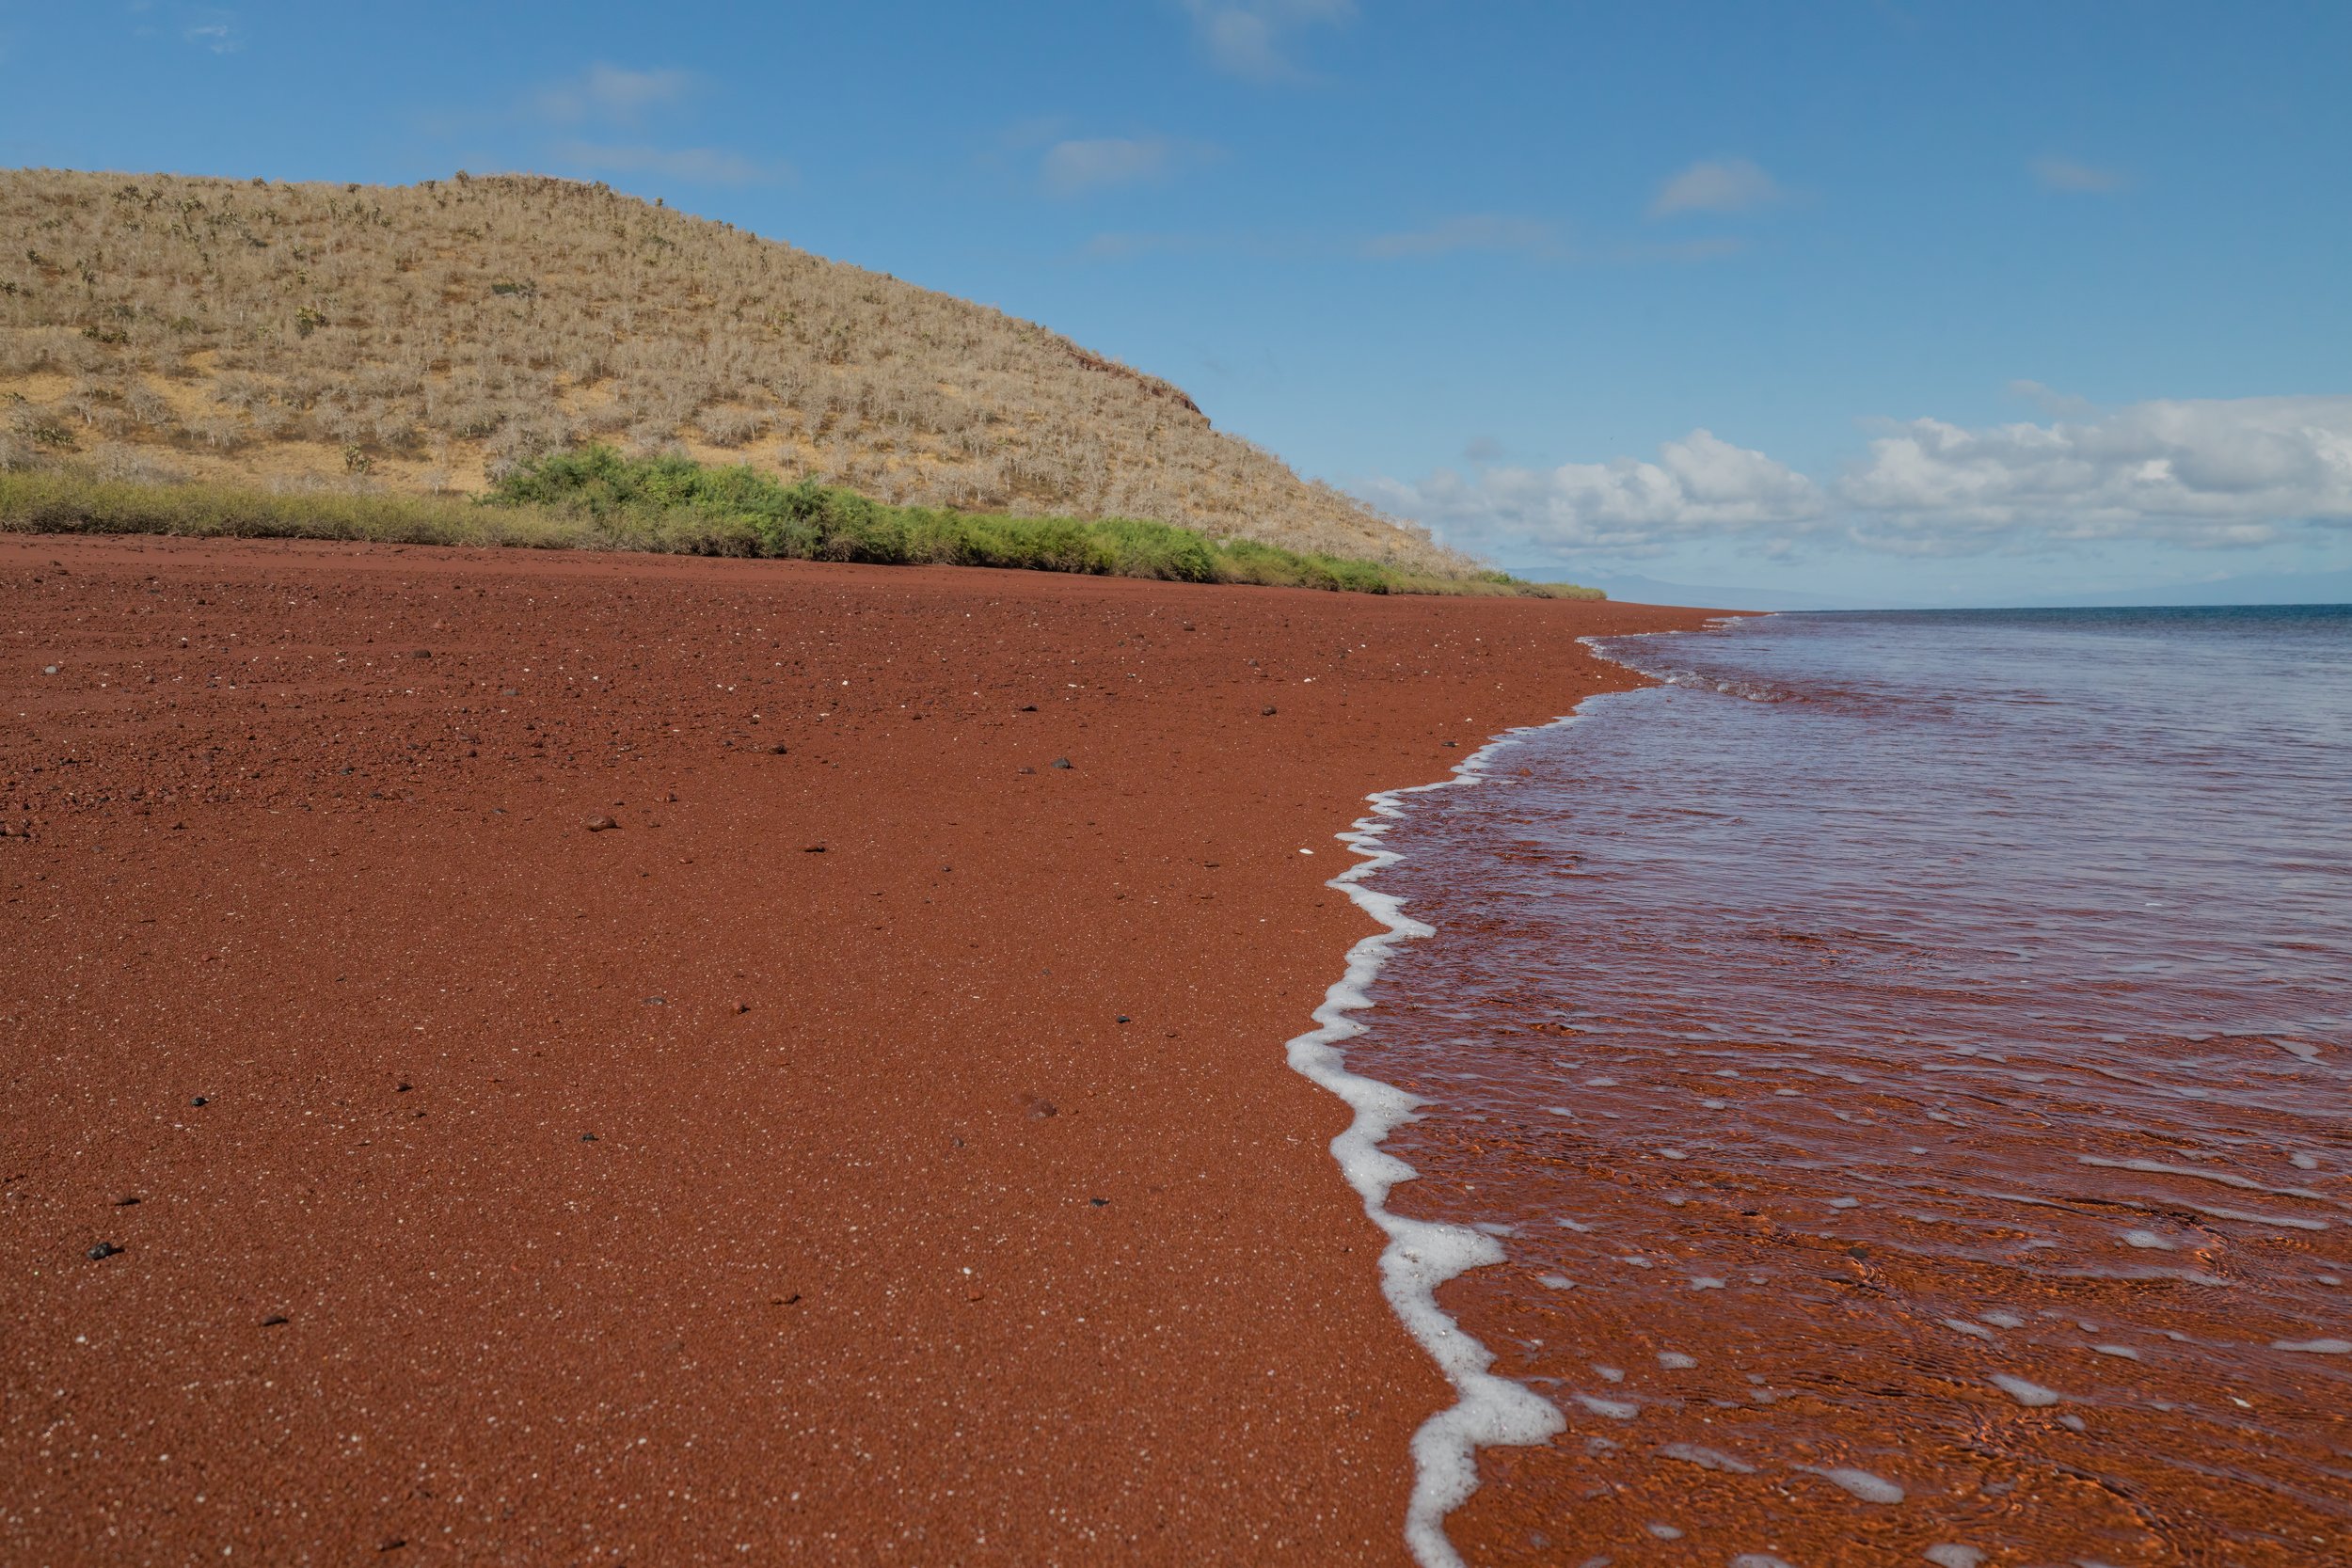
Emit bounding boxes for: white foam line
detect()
[1286,720,1576,1568]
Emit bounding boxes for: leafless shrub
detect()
[124,383,174,429]
[189,413,245,451]
[87,440,188,483]
[699,406,762,447]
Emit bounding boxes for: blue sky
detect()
[5,1,2348,603]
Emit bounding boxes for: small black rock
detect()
[1050,757,1073,769]
[1117,1015,1131,1023]
[643,996,667,1006]
[1089,1197,1109,1208]
[1261,706,1278,716]
[767,743,788,754]
[1019,704,1038,712]
[87,1242,122,1260]
[262,1314,290,1327]
[580,1132,598,1142]
[190,1096,208,1107]
[115,1195,141,1207]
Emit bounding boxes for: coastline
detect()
[1,532,1709,1563]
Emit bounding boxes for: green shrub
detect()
[4,444,1594,599]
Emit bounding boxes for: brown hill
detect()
[1,167,1469,574]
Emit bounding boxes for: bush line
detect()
[0,447,1599,599]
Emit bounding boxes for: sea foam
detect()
[1284,722,1577,1568]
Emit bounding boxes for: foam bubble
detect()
[2121,1229,2174,1250]
[1645,1522,1684,1540]
[1799,1465,1905,1504]
[1989,1373,2064,1406]
[2092,1344,2141,1360]
[1981,1311,2026,1329]
[1924,1546,1987,1568]
[1658,1441,1756,1474]
[2271,1338,2352,1354]
[1939,1319,1997,1341]
[1575,1393,1640,1419]
[1731,1556,1800,1568]
[1657,1352,1697,1370]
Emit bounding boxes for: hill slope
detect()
[1,168,1467,573]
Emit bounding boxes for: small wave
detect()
[1286,720,1583,1568]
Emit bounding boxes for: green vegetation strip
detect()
[0,446,1597,598]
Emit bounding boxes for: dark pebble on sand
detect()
[1050,757,1073,769]
[1117,1015,1131,1023]
[1262,706,1278,716]
[584,816,619,832]
[1089,1197,1109,1207]
[87,1242,121,1260]
[734,1002,751,1014]
[190,1096,208,1106]
[580,1132,598,1142]
[262,1315,290,1327]
[767,743,788,754]
[803,844,826,853]
[643,996,667,1006]
[411,649,432,659]
[1442,740,1458,747]
[1020,704,1038,712]
[116,1195,140,1207]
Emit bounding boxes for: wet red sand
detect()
[0,533,1706,1565]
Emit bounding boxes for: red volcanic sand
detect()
[0,534,1708,1565]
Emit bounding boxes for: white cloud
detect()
[182,10,240,54]
[1362,430,1826,557]
[1181,0,1354,82]
[2031,155,2125,193]
[1369,395,2352,562]
[1361,214,1570,260]
[1042,136,1203,196]
[551,141,781,186]
[1647,157,1784,218]
[1839,396,2352,552]
[535,65,693,126]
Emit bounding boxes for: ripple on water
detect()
[1338,608,2352,1564]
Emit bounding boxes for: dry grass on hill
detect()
[0,167,1473,574]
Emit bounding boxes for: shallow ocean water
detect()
[1349,607,2352,1566]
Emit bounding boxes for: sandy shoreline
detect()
[1,533,1708,1564]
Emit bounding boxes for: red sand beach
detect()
[0,533,1707,1564]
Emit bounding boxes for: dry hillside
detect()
[1,167,1468,572]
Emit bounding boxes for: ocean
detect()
[1325,606,2352,1567]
